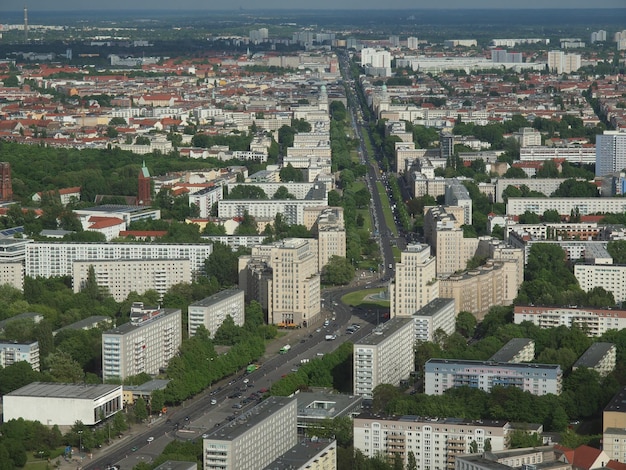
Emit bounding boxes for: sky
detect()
[2,0,625,12]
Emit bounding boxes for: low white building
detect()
[3,382,123,426]
[412,298,455,343]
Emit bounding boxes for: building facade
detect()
[72,259,191,302]
[101,304,182,381]
[203,397,298,470]
[572,342,616,377]
[424,359,562,396]
[353,317,415,398]
[575,263,626,306]
[596,130,626,177]
[0,340,39,371]
[514,305,626,336]
[412,298,456,343]
[390,244,439,318]
[188,288,245,337]
[354,414,510,470]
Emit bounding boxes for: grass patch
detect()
[356,208,372,232]
[376,181,398,237]
[341,288,390,308]
[392,246,401,261]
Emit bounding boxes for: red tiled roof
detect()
[572,445,604,470]
[88,216,125,229]
[118,230,167,238]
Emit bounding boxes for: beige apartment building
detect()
[73,259,191,302]
[204,397,298,470]
[353,317,414,398]
[390,244,439,318]
[439,261,514,319]
[101,304,182,381]
[354,414,510,470]
[239,238,321,327]
[315,207,346,269]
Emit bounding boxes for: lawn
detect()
[376,181,398,237]
[341,287,390,308]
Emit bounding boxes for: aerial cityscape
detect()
[0,5,625,470]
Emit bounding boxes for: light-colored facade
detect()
[445,180,473,226]
[0,261,24,291]
[353,317,415,398]
[412,298,456,343]
[456,446,570,470]
[0,340,39,371]
[493,178,570,203]
[514,305,626,336]
[519,146,596,164]
[218,197,327,226]
[489,338,535,363]
[572,342,616,377]
[354,414,510,470]
[240,238,320,326]
[547,50,581,74]
[72,259,191,302]
[26,242,213,279]
[575,263,626,306]
[439,261,515,320]
[596,130,626,177]
[424,359,562,396]
[513,127,542,147]
[2,382,122,426]
[188,186,223,218]
[315,207,346,268]
[506,198,626,217]
[203,397,298,470]
[390,244,439,318]
[102,305,182,381]
[188,288,245,337]
[262,439,337,470]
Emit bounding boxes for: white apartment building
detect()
[72,259,191,302]
[218,196,327,226]
[575,263,626,306]
[424,359,563,396]
[547,50,581,74]
[514,305,626,336]
[412,298,456,343]
[494,178,571,203]
[596,130,626,177]
[445,180,473,226]
[360,48,392,68]
[390,244,439,318]
[0,262,24,291]
[353,317,414,399]
[354,414,510,470]
[188,186,223,218]
[0,340,39,371]
[506,198,626,217]
[26,242,213,279]
[188,288,245,337]
[204,397,297,470]
[572,342,616,377]
[262,439,337,470]
[407,36,419,50]
[519,146,596,165]
[101,304,182,381]
[3,382,123,427]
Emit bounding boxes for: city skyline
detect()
[1,0,625,12]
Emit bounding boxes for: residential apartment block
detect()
[262,439,337,470]
[575,263,626,306]
[101,303,182,381]
[0,340,39,371]
[354,414,510,470]
[506,198,626,217]
[572,342,616,377]
[203,397,298,470]
[26,242,213,279]
[314,207,346,268]
[456,446,575,470]
[514,305,626,336]
[390,244,439,318]
[596,130,626,177]
[489,338,535,363]
[412,298,456,343]
[188,288,245,338]
[72,259,191,302]
[239,238,320,326]
[353,317,415,398]
[424,359,562,396]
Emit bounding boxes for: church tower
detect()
[137,161,151,206]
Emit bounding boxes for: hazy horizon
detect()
[2,0,625,13]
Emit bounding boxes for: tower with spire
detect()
[23,6,28,43]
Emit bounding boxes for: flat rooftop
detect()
[261,439,336,469]
[103,308,181,335]
[605,386,626,412]
[413,298,455,318]
[205,397,296,441]
[355,413,509,429]
[189,288,244,308]
[7,382,121,400]
[427,358,561,371]
[355,317,413,346]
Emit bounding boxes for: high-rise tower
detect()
[137,161,151,206]
[23,6,28,42]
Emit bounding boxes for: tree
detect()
[322,256,355,285]
[227,185,267,200]
[234,211,258,235]
[273,186,296,200]
[279,164,303,182]
[45,351,84,383]
[109,117,127,126]
[134,397,149,422]
[456,311,477,338]
[205,242,242,287]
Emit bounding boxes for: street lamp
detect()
[77,430,83,454]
